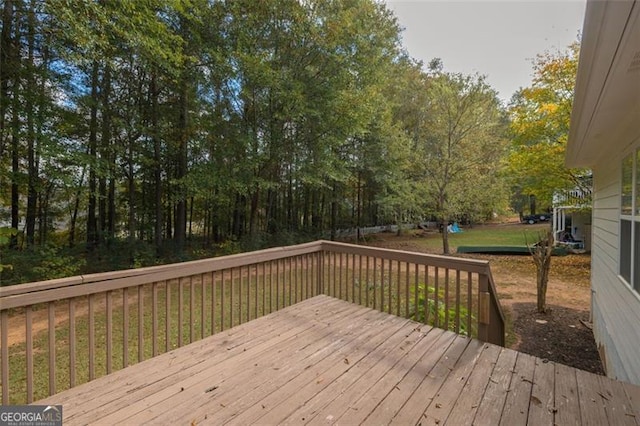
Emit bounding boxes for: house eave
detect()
[566,0,640,168]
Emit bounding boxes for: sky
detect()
[384,0,586,103]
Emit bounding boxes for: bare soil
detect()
[364,224,605,375]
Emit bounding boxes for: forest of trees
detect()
[0,0,578,285]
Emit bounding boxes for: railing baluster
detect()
[1,310,8,405]
[358,255,363,306]
[255,264,259,320]
[288,257,293,306]
[107,290,113,373]
[261,263,266,316]
[138,285,144,362]
[396,260,401,316]
[380,257,385,312]
[165,281,171,352]
[231,268,235,327]
[246,265,251,321]
[201,274,206,339]
[352,253,356,303]
[123,288,129,367]
[302,255,306,301]
[189,276,195,343]
[211,271,216,335]
[69,298,76,388]
[366,256,370,308]
[48,302,56,395]
[238,266,242,324]
[178,278,184,346]
[269,262,273,314]
[152,283,158,357]
[372,257,377,310]
[467,272,472,337]
[339,253,344,300]
[221,270,226,331]
[332,252,336,297]
[444,268,450,330]
[88,294,95,381]
[434,267,439,328]
[388,259,392,314]
[276,261,280,311]
[414,264,419,320]
[405,262,410,318]
[424,266,430,325]
[455,270,461,334]
[26,306,33,403]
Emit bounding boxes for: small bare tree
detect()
[528,230,554,313]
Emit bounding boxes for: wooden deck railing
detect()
[0,240,504,404]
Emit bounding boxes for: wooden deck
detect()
[36,295,640,425]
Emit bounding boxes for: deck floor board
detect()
[35,295,640,425]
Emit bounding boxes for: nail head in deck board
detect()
[28,296,640,426]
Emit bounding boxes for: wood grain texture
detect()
[32,296,638,426]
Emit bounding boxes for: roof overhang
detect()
[566,0,640,168]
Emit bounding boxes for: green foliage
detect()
[507,42,588,206]
[409,70,509,252]
[31,246,86,280]
[1,0,514,284]
[410,283,474,334]
[0,228,19,272]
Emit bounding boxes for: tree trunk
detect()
[25,1,37,247]
[151,72,163,255]
[530,230,553,313]
[0,0,14,159]
[174,75,188,251]
[8,3,20,248]
[86,61,100,249]
[99,63,111,242]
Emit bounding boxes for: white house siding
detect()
[591,158,640,385]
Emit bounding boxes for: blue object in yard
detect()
[451,222,462,233]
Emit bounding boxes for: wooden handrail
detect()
[0,240,505,405]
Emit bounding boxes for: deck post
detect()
[478,274,490,343]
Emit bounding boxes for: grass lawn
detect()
[398,223,550,252]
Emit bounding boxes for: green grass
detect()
[411,223,550,251]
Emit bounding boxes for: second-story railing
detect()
[0,240,504,405]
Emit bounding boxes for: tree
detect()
[507,42,587,210]
[412,71,508,254]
